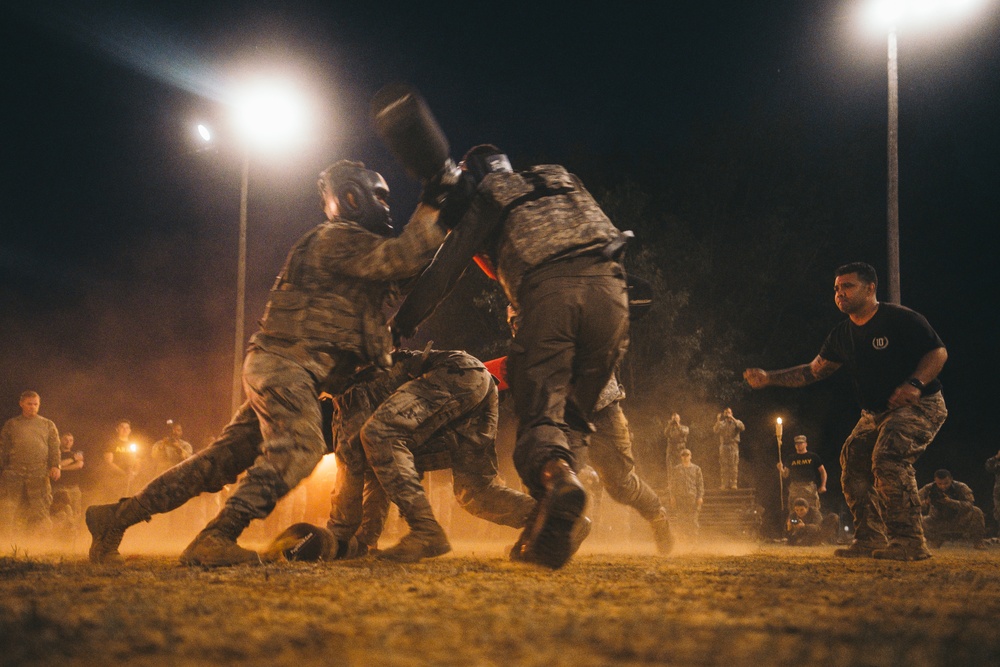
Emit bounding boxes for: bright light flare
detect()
[197,124,212,142]
[232,80,308,150]
[775,417,783,439]
[128,443,138,453]
[866,0,985,29]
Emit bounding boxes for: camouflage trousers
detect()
[0,472,52,537]
[840,391,947,550]
[672,498,701,540]
[507,257,629,499]
[585,401,663,522]
[719,443,739,488]
[132,349,328,528]
[788,481,821,511]
[923,507,986,544]
[328,351,535,544]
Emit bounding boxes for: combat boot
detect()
[833,541,880,558]
[180,509,259,567]
[86,498,151,564]
[649,507,675,555]
[378,517,451,563]
[871,542,932,561]
[518,458,587,570]
[511,513,591,562]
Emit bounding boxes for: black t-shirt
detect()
[54,447,85,487]
[818,303,944,412]
[787,450,824,484]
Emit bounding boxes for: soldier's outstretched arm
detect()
[744,356,840,389]
[321,203,449,282]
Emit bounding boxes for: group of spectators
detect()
[0,390,198,545]
[776,435,994,550]
[656,407,998,551]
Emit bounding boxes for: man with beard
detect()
[745,262,947,561]
[86,160,450,566]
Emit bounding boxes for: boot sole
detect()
[377,542,452,563]
[524,482,587,570]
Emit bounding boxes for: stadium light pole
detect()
[196,81,308,416]
[866,0,982,304]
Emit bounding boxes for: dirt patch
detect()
[2,541,998,666]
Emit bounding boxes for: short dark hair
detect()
[19,390,39,400]
[835,262,878,288]
[793,498,809,508]
[934,469,952,480]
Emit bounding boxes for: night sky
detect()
[2,1,999,512]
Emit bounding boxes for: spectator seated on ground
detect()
[785,498,838,546]
[918,469,987,550]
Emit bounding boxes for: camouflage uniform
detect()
[481,166,630,498]
[112,207,447,537]
[839,393,948,551]
[327,350,535,548]
[713,415,744,489]
[668,462,704,539]
[986,453,1000,524]
[392,165,629,498]
[664,422,690,469]
[918,479,986,546]
[585,376,665,522]
[0,414,60,537]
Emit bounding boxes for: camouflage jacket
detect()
[918,480,976,518]
[482,165,621,308]
[254,205,446,380]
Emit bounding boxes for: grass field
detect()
[2,536,998,667]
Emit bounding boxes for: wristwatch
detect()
[906,378,925,390]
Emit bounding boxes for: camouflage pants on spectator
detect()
[840,392,947,551]
[788,481,820,511]
[923,506,987,545]
[719,443,739,489]
[0,472,52,538]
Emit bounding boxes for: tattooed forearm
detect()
[764,365,816,388]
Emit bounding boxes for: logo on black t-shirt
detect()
[872,336,889,350]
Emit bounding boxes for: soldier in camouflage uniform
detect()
[664,413,689,470]
[918,469,986,549]
[326,349,535,561]
[986,450,1000,527]
[577,372,674,553]
[86,160,450,566]
[745,262,948,561]
[668,449,704,542]
[713,408,745,489]
[0,391,61,541]
[390,145,633,568]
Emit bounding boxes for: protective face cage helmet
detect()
[318,160,394,236]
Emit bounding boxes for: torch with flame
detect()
[776,418,785,513]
